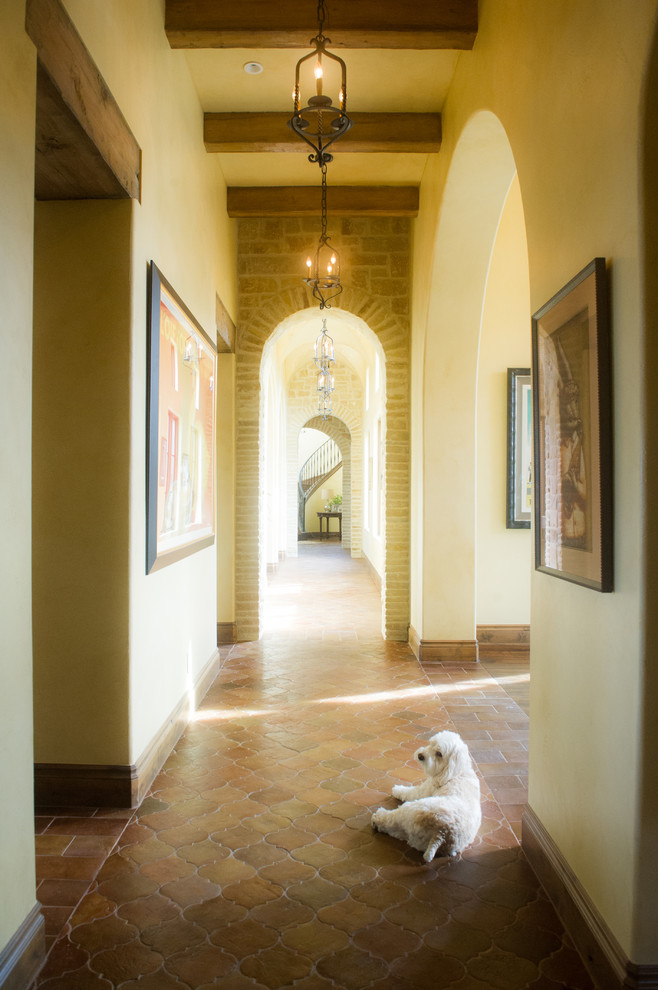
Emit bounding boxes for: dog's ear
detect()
[447,737,471,778]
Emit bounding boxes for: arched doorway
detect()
[297,417,353,552]
[235,289,408,642]
[414,110,529,659]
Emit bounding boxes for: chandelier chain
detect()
[321,164,328,240]
[316,0,326,37]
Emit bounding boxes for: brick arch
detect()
[236,217,410,642]
[288,388,360,559]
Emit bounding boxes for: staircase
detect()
[298,438,341,535]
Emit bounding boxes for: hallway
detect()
[34,546,593,989]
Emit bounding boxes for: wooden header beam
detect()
[205,113,441,154]
[166,0,477,50]
[227,186,419,218]
[26,0,141,201]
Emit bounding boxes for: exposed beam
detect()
[26,0,141,201]
[227,186,419,218]
[34,61,130,200]
[205,113,441,154]
[166,0,477,50]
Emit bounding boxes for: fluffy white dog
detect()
[372,730,482,862]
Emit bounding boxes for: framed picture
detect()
[146,262,217,573]
[531,258,612,591]
[506,367,532,529]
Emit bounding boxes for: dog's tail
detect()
[423,834,444,862]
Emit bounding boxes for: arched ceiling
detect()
[263,306,384,386]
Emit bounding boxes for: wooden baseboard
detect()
[477,624,530,660]
[408,627,478,662]
[217,621,237,645]
[0,903,45,990]
[523,805,658,990]
[35,648,222,809]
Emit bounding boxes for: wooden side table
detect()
[317,511,342,540]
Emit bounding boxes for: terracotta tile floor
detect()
[33,544,594,989]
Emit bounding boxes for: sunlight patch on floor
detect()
[192,672,529,724]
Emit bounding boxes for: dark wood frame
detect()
[531,258,612,591]
[506,367,532,529]
[146,262,217,573]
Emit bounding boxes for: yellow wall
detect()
[638,17,658,956]
[476,176,531,623]
[31,1,238,768]
[411,0,658,960]
[0,0,38,954]
[33,202,132,763]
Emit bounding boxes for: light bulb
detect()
[306,257,312,269]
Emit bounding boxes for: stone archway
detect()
[235,229,410,642]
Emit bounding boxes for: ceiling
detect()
[167,0,478,206]
[183,48,462,188]
[30,0,477,213]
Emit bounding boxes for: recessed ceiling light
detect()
[243,62,263,75]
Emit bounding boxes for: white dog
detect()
[372,730,481,862]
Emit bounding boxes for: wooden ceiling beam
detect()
[227,186,419,218]
[26,0,141,201]
[205,112,441,154]
[166,0,477,50]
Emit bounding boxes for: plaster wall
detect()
[362,354,386,581]
[0,0,38,953]
[476,175,531,624]
[51,0,237,764]
[411,0,658,961]
[638,17,658,955]
[305,468,344,533]
[299,427,328,465]
[33,202,132,764]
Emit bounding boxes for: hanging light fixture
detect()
[303,164,342,309]
[288,0,353,167]
[314,317,335,419]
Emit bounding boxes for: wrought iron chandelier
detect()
[288,0,353,167]
[314,317,335,419]
[303,164,342,309]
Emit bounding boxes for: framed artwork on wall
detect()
[146,262,217,573]
[506,367,532,529]
[531,257,613,591]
